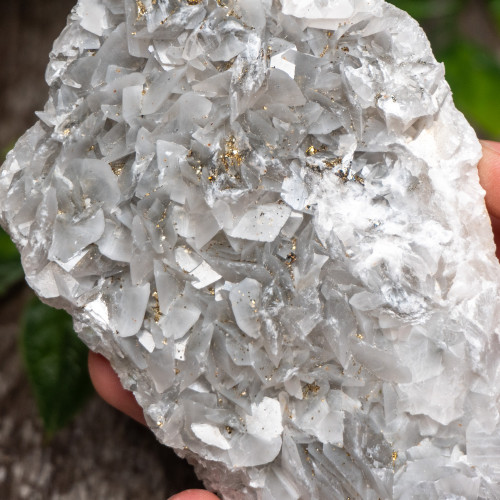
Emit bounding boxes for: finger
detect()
[490,213,500,261]
[168,490,220,500]
[88,351,146,425]
[88,359,217,498]
[478,140,500,219]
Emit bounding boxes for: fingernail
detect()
[480,140,500,154]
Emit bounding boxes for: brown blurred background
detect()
[0,1,200,499]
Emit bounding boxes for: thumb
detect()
[168,491,219,500]
[478,140,500,260]
[478,140,500,219]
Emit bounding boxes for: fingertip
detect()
[478,140,500,219]
[88,351,146,425]
[168,490,219,500]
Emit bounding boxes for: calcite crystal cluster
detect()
[2,0,500,497]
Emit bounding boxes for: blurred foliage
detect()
[0,145,93,437]
[0,144,23,298]
[21,297,94,438]
[491,0,500,31]
[0,228,24,297]
[389,0,500,139]
[389,0,461,19]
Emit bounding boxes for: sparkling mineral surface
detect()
[2,0,500,498]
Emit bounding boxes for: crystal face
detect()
[2,0,500,497]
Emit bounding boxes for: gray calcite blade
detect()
[2,0,500,498]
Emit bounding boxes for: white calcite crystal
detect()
[2,0,500,498]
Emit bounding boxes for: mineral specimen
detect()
[1,0,499,498]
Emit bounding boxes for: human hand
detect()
[477,140,500,260]
[88,352,219,500]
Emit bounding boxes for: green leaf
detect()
[441,40,500,139]
[0,228,24,297]
[1,147,10,163]
[21,297,94,437]
[0,142,24,297]
[0,256,24,297]
[0,227,20,260]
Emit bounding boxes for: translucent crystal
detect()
[1,0,500,498]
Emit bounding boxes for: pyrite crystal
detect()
[2,0,500,497]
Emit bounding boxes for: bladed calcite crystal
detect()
[2,0,500,497]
